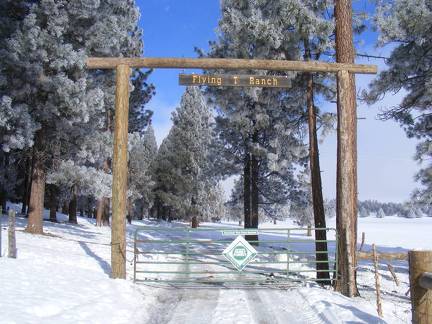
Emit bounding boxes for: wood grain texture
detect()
[357,251,407,261]
[335,69,358,296]
[111,64,131,279]
[372,244,383,317]
[409,251,432,323]
[8,209,16,258]
[87,57,377,74]
[334,0,359,298]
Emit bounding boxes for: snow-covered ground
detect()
[1,206,430,323]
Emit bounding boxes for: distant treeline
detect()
[324,199,431,218]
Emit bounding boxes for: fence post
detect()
[372,244,383,317]
[0,206,2,257]
[409,250,432,324]
[133,230,137,283]
[8,209,16,258]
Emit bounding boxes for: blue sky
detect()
[137,0,419,203]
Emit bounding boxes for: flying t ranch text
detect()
[179,73,291,88]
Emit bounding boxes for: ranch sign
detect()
[179,73,291,88]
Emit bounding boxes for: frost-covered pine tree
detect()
[226,177,244,223]
[359,206,368,218]
[3,1,95,233]
[0,1,37,153]
[376,208,385,218]
[0,1,37,210]
[153,87,214,223]
[325,199,337,219]
[365,0,432,205]
[415,208,423,218]
[289,170,314,228]
[127,124,158,220]
[198,182,226,222]
[202,0,316,234]
[2,0,150,232]
[77,0,153,226]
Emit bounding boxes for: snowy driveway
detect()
[0,214,409,323]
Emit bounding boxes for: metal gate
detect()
[133,225,337,287]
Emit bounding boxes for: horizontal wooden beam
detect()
[357,251,407,261]
[86,57,377,74]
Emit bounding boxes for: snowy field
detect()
[1,207,431,323]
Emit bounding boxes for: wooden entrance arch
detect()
[86,56,377,283]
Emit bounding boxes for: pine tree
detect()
[364,0,432,205]
[202,0,313,240]
[0,0,36,150]
[3,1,93,233]
[153,87,214,223]
[376,208,385,218]
[359,206,368,218]
[290,170,314,228]
[2,0,150,232]
[127,124,157,221]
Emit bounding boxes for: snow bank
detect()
[0,216,147,324]
[1,212,422,323]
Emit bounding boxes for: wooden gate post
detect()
[86,56,376,282]
[409,250,432,323]
[111,64,131,279]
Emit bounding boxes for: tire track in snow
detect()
[246,289,281,323]
[245,288,330,324]
[143,230,221,324]
[287,289,333,324]
[138,225,329,324]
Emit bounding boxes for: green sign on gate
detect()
[222,235,257,271]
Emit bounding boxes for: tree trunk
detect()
[126,198,132,224]
[68,186,77,224]
[243,152,252,230]
[304,44,331,284]
[334,0,359,297]
[48,185,58,223]
[0,152,9,210]
[96,198,104,226]
[21,157,31,214]
[0,190,6,213]
[138,204,144,220]
[62,201,69,215]
[49,204,57,223]
[26,133,45,234]
[26,171,32,217]
[103,198,110,226]
[191,216,199,228]
[248,153,259,244]
[0,152,8,212]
